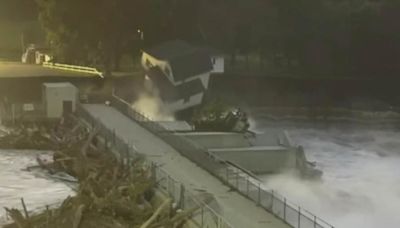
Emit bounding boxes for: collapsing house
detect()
[141,40,224,113]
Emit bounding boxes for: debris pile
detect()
[0,117,83,150]
[3,116,203,228]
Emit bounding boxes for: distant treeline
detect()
[0,0,37,22]
[0,21,43,52]
[0,0,41,59]
[207,74,400,110]
[2,0,399,78]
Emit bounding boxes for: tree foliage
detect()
[36,0,148,73]
[33,0,400,77]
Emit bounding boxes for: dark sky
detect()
[0,0,38,22]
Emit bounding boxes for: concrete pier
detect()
[173,131,302,175]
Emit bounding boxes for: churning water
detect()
[0,150,74,225]
[259,124,400,228]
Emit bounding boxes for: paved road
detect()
[0,61,99,78]
[83,104,290,228]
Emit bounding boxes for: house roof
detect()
[146,66,206,102]
[169,49,213,82]
[144,40,213,82]
[144,40,195,60]
[198,46,224,57]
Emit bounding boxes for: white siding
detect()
[142,52,214,87]
[199,74,211,89]
[211,57,224,73]
[174,72,211,87]
[167,93,204,112]
[141,53,174,82]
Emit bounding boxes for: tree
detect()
[0,0,38,22]
[36,0,148,74]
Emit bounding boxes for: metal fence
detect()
[106,94,335,228]
[77,104,234,228]
[1,103,46,123]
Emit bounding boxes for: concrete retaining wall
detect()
[173,131,301,174]
[209,147,297,174]
[174,132,251,148]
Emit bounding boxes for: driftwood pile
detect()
[3,116,204,228]
[0,124,54,150]
[0,117,85,150]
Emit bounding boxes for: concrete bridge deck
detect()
[82,104,290,228]
[0,61,100,78]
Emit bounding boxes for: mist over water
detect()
[133,76,175,121]
[258,124,400,228]
[133,93,175,121]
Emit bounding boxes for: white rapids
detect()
[259,126,400,228]
[0,150,75,225]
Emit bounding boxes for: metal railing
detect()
[154,166,232,228]
[77,104,233,228]
[106,94,335,228]
[42,62,104,78]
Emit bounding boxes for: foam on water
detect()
[260,127,400,228]
[0,150,74,224]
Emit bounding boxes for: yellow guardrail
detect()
[42,62,104,78]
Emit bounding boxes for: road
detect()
[83,104,290,228]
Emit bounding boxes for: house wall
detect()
[174,132,252,148]
[167,92,204,113]
[172,72,211,88]
[141,53,174,82]
[44,85,78,118]
[142,52,212,88]
[209,147,298,174]
[165,73,209,112]
[211,56,225,74]
[199,73,211,89]
[142,52,212,112]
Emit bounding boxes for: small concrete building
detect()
[42,82,79,119]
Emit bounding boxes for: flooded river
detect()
[258,123,400,228]
[0,150,75,225]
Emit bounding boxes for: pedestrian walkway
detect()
[83,104,290,228]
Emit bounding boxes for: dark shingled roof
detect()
[144,40,213,82]
[146,67,205,102]
[198,46,224,57]
[169,49,213,82]
[144,40,194,60]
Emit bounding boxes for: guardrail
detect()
[42,62,104,78]
[108,94,335,228]
[77,104,233,228]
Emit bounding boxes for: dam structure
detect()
[77,94,334,228]
[0,61,333,227]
